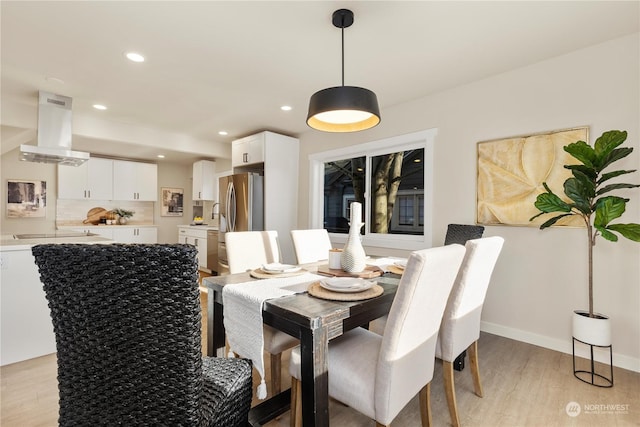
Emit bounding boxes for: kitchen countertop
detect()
[57,224,158,229]
[177,224,219,231]
[0,234,113,252]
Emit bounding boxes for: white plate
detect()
[319,278,375,293]
[261,263,301,273]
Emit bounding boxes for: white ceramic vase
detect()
[341,202,366,273]
[572,310,611,346]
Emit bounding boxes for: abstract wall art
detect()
[7,179,47,218]
[161,187,184,217]
[476,127,588,227]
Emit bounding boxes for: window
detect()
[309,129,436,250]
[324,157,365,233]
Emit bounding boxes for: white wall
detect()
[155,161,192,243]
[1,148,58,235]
[297,33,640,371]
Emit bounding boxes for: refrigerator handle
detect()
[228,181,236,232]
[226,181,232,231]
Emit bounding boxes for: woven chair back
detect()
[32,243,203,426]
[444,224,485,246]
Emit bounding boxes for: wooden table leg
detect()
[299,326,330,427]
[207,290,226,357]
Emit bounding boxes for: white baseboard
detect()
[480,321,640,373]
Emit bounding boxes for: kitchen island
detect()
[0,233,112,365]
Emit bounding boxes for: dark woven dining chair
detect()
[32,243,252,427]
[443,224,485,372]
[444,224,485,246]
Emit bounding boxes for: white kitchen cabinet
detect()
[231,131,300,264]
[178,226,217,272]
[1,248,56,365]
[113,160,158,201]
[112,227,157,243]
[232,133,265,167]
[58,157,113,200]
[193,160,217,201]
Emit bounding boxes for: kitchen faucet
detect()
[211,202,219,220]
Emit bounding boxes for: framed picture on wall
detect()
[476,127,588,227]
[7,179,47,218]
[161,187,184,217]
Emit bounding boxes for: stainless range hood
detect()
[19,91,90,166]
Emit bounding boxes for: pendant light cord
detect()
[341,17,345,87]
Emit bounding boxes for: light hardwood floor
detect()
[2,292,638,426]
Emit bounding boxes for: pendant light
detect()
[307,9,381,132]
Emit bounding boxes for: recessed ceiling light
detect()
[125,52,145,63]
[218,131,228,136]
[281,105,292,111]
[93,104,107,110]
[157,154,165,159]
[45,76,65,84]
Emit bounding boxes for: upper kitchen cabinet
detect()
[193,160,216,201]
[58,157,113,200]
[232,133,265,167]
[112,160,158,201]
[232,131,300,263]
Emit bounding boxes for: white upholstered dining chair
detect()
[290,229,333,264]
[289,244,466,427]
[225,230,281,273]
[369,224,485,339]
[224,230,299,395]
[436,236,504,427]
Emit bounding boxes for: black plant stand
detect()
[572,336,613,387]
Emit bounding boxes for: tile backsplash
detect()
[56,200,154,226]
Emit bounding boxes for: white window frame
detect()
[308,128,436,251]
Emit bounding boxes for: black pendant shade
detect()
[307,86,380,132]
[307,9,381,132]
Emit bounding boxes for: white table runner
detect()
[222,272,323,399]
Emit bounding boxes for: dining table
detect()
[202,261,402,427]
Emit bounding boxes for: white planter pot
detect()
[572,310,611,346]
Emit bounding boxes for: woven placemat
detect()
[387,265,405,275]
[249,268,307,279]
[307,281,384,301]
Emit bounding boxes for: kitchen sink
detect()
[14,232,98,239]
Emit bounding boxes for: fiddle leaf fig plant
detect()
[530,130,640,317]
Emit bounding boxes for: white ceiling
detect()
[2,1,638,165]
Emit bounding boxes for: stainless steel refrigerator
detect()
[217,172,264,274]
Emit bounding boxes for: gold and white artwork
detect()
[476,127,588,227]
